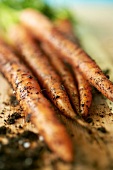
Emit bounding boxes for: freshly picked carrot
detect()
[20,9,113,102]
[55,19,80,44]
[56,19,92,117]
[41,42,80,114]
[0,38,73,162]
[9,25,76,119]
[73,70,92,117]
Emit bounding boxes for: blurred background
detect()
[46,0,113,5]
[46,0,113,60]
[45,0,113,40]
[45,0,113,74]
[0,0,113,64]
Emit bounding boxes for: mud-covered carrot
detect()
[10,25,76,119]
[74,70,92,117]
[20,9,113,102]
[41,43,80,114]
[56,19,92,117]
[0,38,73,162]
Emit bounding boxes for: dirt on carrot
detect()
[20,9,113,102]
[0,39,73,162]
[9,25,76,120]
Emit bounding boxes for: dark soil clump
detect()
[5,112,22,125]
[0,131,47,170]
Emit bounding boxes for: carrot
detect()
[20,9,113,102]
[55,19,79,44]
[41,43,80,114]
[74,69,92,117]
[56,19,92,117]
[9,25,76,119]
[0,38,73,162]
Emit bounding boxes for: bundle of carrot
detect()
[0,0,113,162]
[41,19,92,117]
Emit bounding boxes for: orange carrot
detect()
[55,19,79,44]
[56,19,92,117]
[74,69,92,117]
[0,38,73,162]
[20,9,113,102]
[9,25,76,119]
[41,43,80,114]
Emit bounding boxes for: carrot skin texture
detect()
[56,19,92,117]
[55,19,79,44]
[0,39,73,162]
[10,25,76,119]
[20,9,113,102]
[74,69,92,117]
[41,43,80,114]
